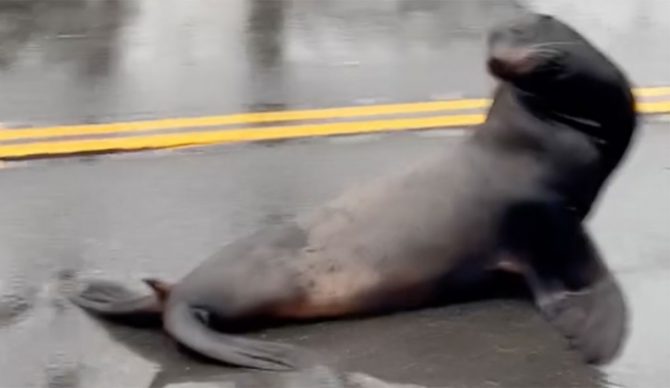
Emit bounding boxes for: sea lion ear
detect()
[487,46,544,80]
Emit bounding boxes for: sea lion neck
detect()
[480,83,606,151]
[474,84,551,154]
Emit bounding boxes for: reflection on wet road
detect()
[1,0,670,387]
[1,0,668,128]
[1,0,522,125]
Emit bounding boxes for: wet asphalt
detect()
[1,0,670,387]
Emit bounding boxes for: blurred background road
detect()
[1,1,669,387]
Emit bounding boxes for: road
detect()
[1,0,670,387]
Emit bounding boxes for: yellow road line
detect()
[0,100,668,159]
[1,86,669,143]
[0,86,668,160]
[0,114,485,158]
[0,99,491,142]
[634,87,670,97]
[637,101,670,113]
[1,101,669,159]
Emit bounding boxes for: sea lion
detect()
[71,13,637,371]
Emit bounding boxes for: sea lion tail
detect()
[142,278,172,304]
[163,302,311,371]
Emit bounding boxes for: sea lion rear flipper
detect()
[499,201,628,364]
[164,302,311,371]
[70,278,166,326]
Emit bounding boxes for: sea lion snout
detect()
[486,13,569,82]
[487,46,539,79]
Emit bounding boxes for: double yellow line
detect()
[1,87,669,160]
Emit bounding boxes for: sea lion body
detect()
[171,143,540,321]
[72,13,637,371]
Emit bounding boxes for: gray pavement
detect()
[1,0,670,387]
[1,122,670,387]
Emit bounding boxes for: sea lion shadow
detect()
[83,313,257,388]
[83,272,608,388]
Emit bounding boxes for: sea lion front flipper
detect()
[529,268,627,364]
[498,201,628,364]
[163,302,313,371]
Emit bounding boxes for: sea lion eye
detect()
[511,26,525,36]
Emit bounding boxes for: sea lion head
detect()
[486,13,637,174]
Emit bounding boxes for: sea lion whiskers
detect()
[528,41,581,49]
